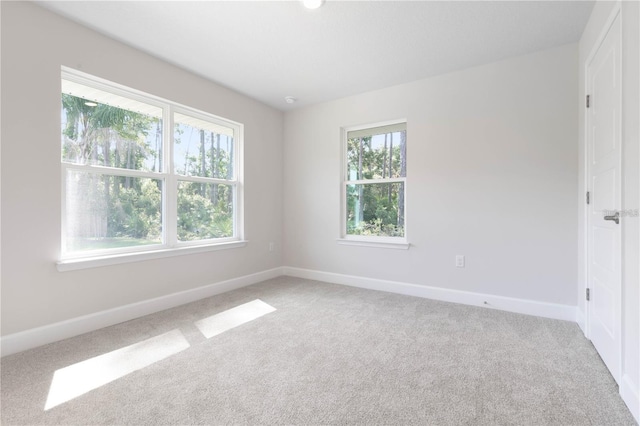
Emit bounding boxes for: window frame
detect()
[338,119,409,250]
[59,67,244,269]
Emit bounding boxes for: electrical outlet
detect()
[269,242,275,252]
[455,255,465,268]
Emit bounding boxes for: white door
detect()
[586,12,622,384]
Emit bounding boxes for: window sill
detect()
[336,238,410,250]
[57,240,248,272]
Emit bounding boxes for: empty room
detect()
[1,0,639,424]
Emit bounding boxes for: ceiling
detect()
[38,1,595,111]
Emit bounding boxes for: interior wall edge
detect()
[282,266,577,322]
[576,307,586,335]
[0,267,284,358]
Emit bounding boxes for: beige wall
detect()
[0,2,284,335]
[283,44,579,305]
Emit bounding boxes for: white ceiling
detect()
[38,1,595,111]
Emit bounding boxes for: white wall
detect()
[283,44,579,306]
[0,2,283,336]
[578,1,639,420]
[621,2,640,419]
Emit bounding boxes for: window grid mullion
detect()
[345,177,406,185]
[165,105,178,248]
[175,175,237,185]
[62,163,167,180]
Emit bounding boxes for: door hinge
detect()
[586,95,590,108]
[586,191,590,205]
[586,288,590,301]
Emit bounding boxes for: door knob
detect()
[604,212,620,224]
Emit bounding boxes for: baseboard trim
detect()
[621,374,640,423]
[0,266,581,357]
[0,267,284,357]
[282,266,576,322]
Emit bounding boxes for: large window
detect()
[61,69,242,261]
[342,121,407,246]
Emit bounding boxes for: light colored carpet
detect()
[1,276,636,425]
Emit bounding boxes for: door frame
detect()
[582,2,622,384]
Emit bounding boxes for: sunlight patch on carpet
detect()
[195,299,276,339]
[45,329,190,410]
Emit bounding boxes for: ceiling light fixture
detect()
[302,0,324,10]
[84,101,98,107]
[284,96,297,104]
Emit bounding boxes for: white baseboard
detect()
[0,266,581,357]
[282,266,576,322]
[0,267,284,357]
[621,374,640,423]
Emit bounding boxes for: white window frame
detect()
[338,119,409,250]
[58,67,245,271]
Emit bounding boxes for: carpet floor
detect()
[1,276,636,425]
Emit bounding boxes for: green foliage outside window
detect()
[62,93,234,252]
[346,128,406,238]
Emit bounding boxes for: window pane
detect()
[61,94,163,172]
[346,129,406,180]
[177,181,234,241]
[346,182,405,237]
[65,171,163,252]
[174,113,234,179]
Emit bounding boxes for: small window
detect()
[342,121,407,244]
[61,69,243,260]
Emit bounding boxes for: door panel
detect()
[593,276,615,335]
[592,40,618,162]
[593,227,615,272]
[593,168,616,210]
